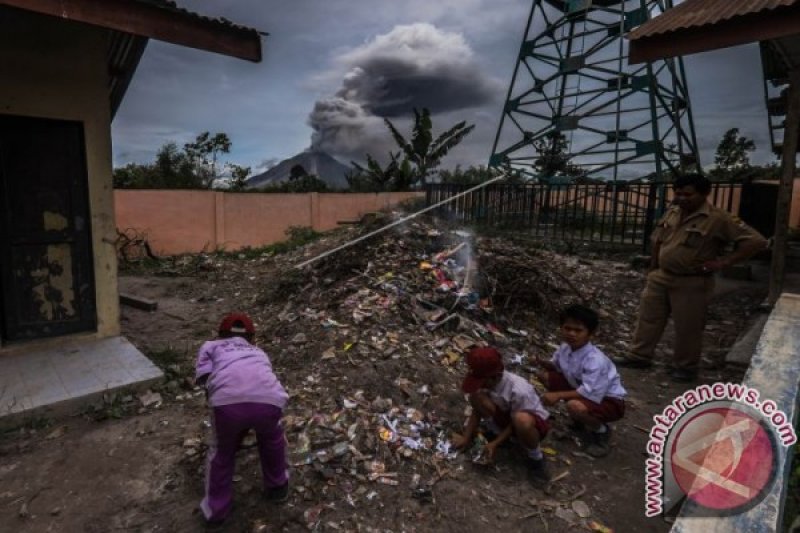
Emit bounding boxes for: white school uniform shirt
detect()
[551,342,626,404]
[485,371,549,420]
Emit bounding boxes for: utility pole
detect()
[768,68,800,305]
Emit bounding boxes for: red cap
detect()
[219,312,255,335]
[462,347,504,393]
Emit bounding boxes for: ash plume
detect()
[308,23,500,161]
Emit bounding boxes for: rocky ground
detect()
[0,213,767,532]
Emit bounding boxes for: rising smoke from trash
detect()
[307,23,501,162]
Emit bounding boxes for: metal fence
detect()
[425,181,741,250]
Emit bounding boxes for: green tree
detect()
[714,128,756,173]
[347,152,415,192]
[228,164,252,191]
[289,164,308,181]
[259,166,329,193]
[154,142,199,188]
[532,131,584,179]
[113,142,200,189]
[348,155,396,192]
[113,132,239,189]
[113,162,154,188]
[439,165,501,185]
[384,108,475,186]
[286,174,329,192]
[184,131,232,188]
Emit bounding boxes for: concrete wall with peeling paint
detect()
[670,293,800,532]
[115,190,423,255]
[0,9,120,338]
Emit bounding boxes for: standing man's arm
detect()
[702,239,766,272]
[702,216,768,273]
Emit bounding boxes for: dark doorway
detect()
[739,182,779,238]
[0,114,96,342]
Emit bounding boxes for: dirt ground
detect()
[0,221,767,533]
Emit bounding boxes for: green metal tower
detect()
[490,0,699,183]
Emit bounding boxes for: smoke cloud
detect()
[308,23,501,161]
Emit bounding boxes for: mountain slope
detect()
[247,150,351,190]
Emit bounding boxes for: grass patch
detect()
[119,226,324,275]
[0,416,52,441]
[147,347,186,370]
[117,254,168,275]
[84,392,136,421]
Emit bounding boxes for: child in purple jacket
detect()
[196,312,289,525]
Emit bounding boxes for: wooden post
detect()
[769,69,800,305]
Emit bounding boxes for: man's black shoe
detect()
[611,355,653,369]
[669,369,697,383]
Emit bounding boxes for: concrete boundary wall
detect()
[671,293,800,532]
[114,190,423,255]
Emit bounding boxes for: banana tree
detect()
[384,108,475,186]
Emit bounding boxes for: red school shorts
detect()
[492,409,550,438]
[546,371,625,424]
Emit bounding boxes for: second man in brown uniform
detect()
[613,174,767,382]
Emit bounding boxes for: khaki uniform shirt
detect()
[652,203,767,275]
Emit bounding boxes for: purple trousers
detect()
[200,402,288,522]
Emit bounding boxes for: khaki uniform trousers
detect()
[629,269,715,370]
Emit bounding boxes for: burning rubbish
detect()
[157,212,661,530]
[109,207,763,531]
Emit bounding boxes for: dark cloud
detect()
[112,0,777,177]
[308,23,502,160]
[337,63,498,118]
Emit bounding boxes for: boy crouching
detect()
[537,305,626,458]
[452,347,551,487]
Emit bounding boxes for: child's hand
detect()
[451,433,472,450]
[542,392,560,406]
[483,441,499,463]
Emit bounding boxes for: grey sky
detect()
[112,0,778,176]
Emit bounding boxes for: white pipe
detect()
[294,174,508,269]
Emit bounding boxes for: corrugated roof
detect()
[133,0,264,35]
[629,0,800,40]
[3,0,264,61]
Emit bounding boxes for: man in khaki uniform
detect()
[613,174,767,382]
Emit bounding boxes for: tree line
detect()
[114,132,253,190]
[114,119,778,192]
[113,109,477,192]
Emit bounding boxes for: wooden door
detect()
[0,114,96,341]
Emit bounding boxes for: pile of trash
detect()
[257,218,640,363]
[119,211,767,531]
[174,215,641,529]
